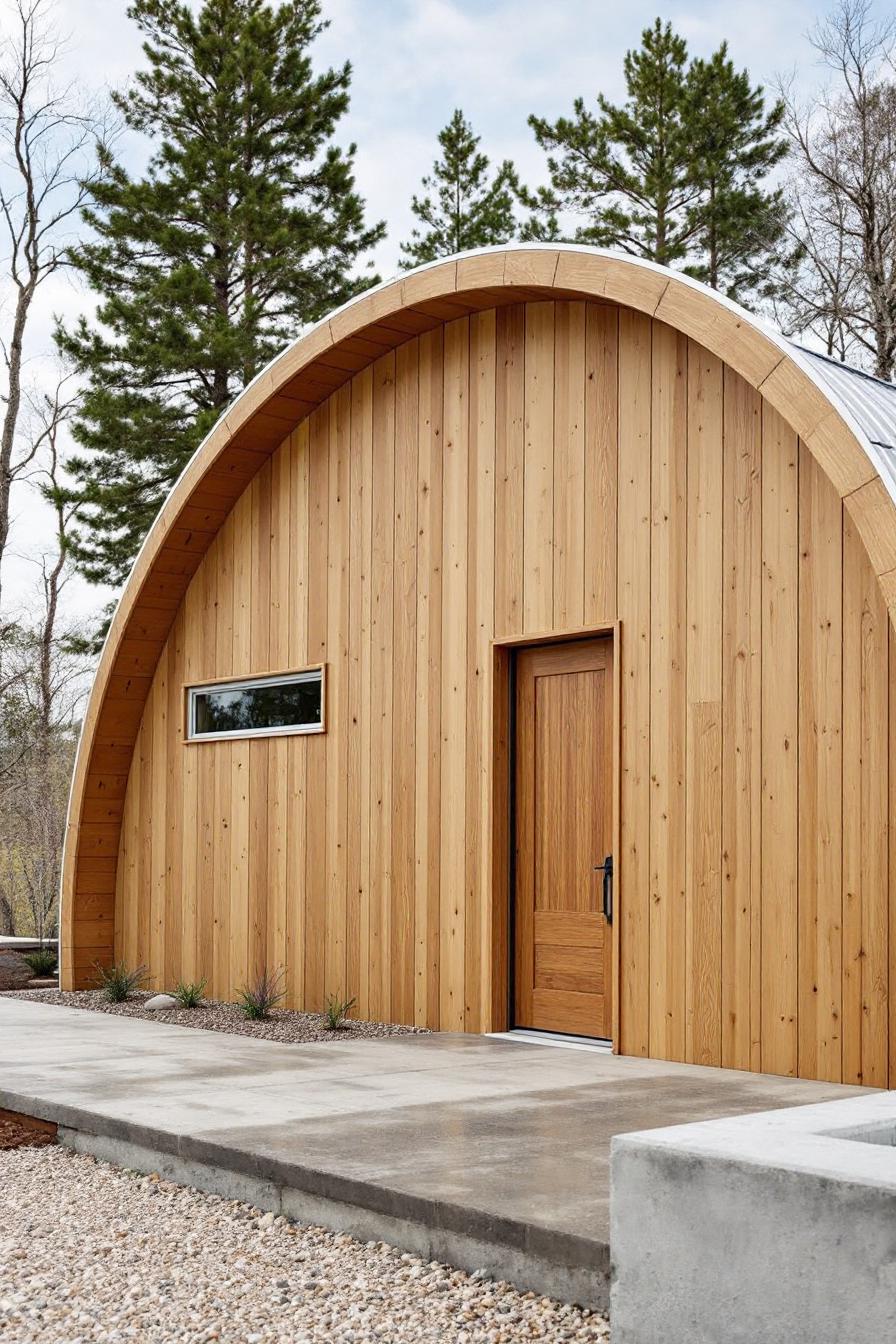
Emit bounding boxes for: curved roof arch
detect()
[61,243,896,980]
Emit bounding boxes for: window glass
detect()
[188,671,322,740]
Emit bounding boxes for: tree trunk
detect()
[0,278,35,612]
[655,198,667,267]
[708,180,719,290]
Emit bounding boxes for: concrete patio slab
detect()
[0,998,865,1309]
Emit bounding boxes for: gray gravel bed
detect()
[0,1145,609,1342]
[0,988,429,1044]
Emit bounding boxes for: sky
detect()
[0,0,872,622]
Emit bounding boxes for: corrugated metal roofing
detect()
[790,342,896,496]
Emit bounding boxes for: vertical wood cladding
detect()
[114,301,893,1082]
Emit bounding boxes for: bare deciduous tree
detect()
[0,0,105,612]
[773,171,859,361]
[0,373,88,939]
[779,1,896,377]
[32,373,78,718]
[0,615,83,940]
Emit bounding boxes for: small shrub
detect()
[173,978,207,1009]
[23,948,58,977]
[325,993,357,1031]
[95,962,148,1003]
[237,966,285,1020]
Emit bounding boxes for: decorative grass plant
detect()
[173,978,207,1008]
[237,967,285,1020]
[324,993,357,1031]
[95,962,148,1003]
[23,948,57,977]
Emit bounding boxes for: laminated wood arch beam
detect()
[60,244,896,987]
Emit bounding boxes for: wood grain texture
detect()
[842,510,889,1085]
[649,324,688,1062]
[721,369,762,1072]
[798,447,843,1083]
[77,298,895,1081]
[439,318,469,1030]
[369,354,395,1021]
[414,331,442,1027]
[584,304,618,626]
[685,347,723,1067]
[467,309,497,1031]
[391,340,419,1025]
[553,302,586,628]
[617,309,652,1057]
[523,303,555,632]
[494,305,525,638]
[760,404,799,1077]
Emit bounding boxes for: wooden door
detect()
[513,638,614,1038]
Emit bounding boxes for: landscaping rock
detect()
[0,951,32,991]
[0,988,430,1046]
[144,993,179,1011]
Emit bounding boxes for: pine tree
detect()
[57,0,385,589]
[400,109,519,268]
[526,19,790,301]
[684,45,790,301]
[528,20,696,266]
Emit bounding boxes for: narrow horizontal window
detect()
[186,668,324,742]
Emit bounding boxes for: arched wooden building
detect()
[61,245,896,1086]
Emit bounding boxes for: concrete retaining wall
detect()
[0,937,58,950]
[611,1091,896,1344]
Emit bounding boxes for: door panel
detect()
[514,638,614,1038]
[534,943,603,993]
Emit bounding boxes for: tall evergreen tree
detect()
[528,20,695,266]
[526,19,790,301]
[400,109,519,268]
[684,45,790,301]
[57,0,384,589]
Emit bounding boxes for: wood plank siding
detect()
[68,275,895,1083]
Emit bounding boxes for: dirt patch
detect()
[0,988,430,1046]
[0,1112,56,1151]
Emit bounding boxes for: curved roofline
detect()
[110,245,896,647]
[99,242,896,655]
[139,244,896,546]
[60,242,896,985]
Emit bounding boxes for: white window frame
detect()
[185,666,325,742]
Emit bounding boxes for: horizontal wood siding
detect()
[111,301,894,1080]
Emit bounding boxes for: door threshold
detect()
[485,1029,613,1054]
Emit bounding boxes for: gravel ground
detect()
[0,1145,609,1343]
[0,989,430,1045]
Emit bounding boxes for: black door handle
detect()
[593,855,613,924]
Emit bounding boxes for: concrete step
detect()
[0,1081,608,1310]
